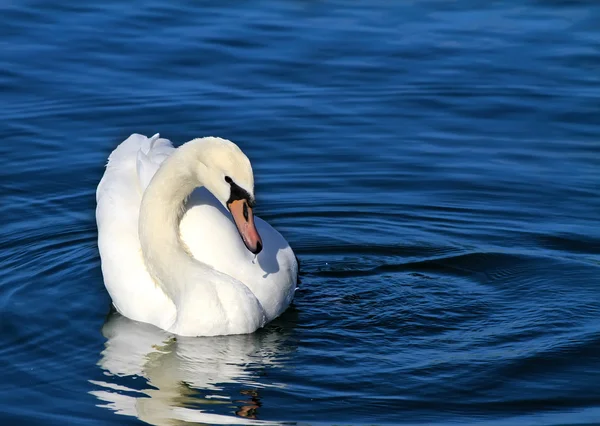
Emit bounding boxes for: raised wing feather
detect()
[136,133,175,192]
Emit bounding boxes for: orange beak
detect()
[227,199,263,255]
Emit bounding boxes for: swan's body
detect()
[96,134,297,336]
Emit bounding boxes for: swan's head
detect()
[192,137,263,255]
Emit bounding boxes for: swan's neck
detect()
[138,142,209,303]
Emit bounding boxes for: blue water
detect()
[1,1,600,425]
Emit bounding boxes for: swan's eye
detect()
[243,202,249,221]
[224,176,233,184]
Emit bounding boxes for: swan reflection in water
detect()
[89,310,297,425]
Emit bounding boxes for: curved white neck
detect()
[138,142,209,303]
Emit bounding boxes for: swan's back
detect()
[96,134,177,329]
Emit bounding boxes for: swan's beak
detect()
[227,199,263,255]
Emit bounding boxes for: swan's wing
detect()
[180,190,298,322]
[96,134,176,329]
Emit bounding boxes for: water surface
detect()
[1,1,600,425]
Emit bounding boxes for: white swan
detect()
[96,133,298,337]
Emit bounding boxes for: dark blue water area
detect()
[1,1,600,425]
